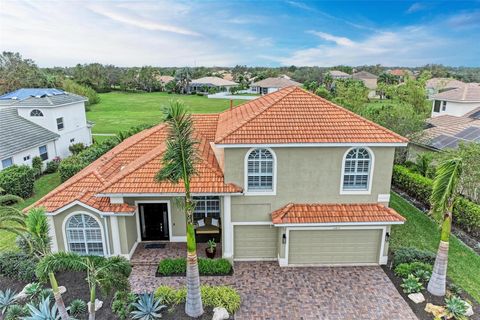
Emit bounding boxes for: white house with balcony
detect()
[0,88,92,170]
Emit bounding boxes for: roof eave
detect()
[214,142,408,148]
[272,221,405,227]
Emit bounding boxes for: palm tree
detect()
[427,157,463,296]
[155,100,203,317]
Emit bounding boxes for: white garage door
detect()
[234,225,277,260]
[288,229,382,265]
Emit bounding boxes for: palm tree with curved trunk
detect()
[427,157,463,296]
[155,100,203,317]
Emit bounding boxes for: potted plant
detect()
[205,239,216,259]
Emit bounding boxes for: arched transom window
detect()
[342,148,371,191]
[30,109,44,117]
[65,214,104,256]
[247,148,274,191]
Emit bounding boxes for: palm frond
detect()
[0,194,24,206]
[430,157,463,221]
[36,252,85,280]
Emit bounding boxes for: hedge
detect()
[0,251,38,282]
[157,258,232,276]
[0,165,35,198]
[392,164,480,239]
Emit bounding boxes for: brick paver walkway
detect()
[129,244,417,320]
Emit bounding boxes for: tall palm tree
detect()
[427,157,463,296]
[155,100,203,317]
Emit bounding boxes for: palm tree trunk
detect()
[427,212,452,296]
[49,272,69,320]
[88,286,96,320]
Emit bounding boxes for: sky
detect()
[1,0,479,67]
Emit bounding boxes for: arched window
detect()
[246,148,275,192]
[65,214,104,256]
[30,109,44,117]
[342,148,372,191]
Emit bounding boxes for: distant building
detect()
[430,83,480,118]
[352,71,378,98]
[157,75,174,85]
[328,70,351,80]
[0,88,92,170]
[425,78,465,97]
[250,77,302,94]
[188,77,238,93]
[387,69,413,82]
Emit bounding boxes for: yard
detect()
[390,192,480,303]
[87,91,245,134]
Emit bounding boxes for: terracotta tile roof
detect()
[215,86,407,144]
[32,114,241,213]
[271,203,405,224]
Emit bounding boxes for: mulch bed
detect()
[382,260,480,320]
[155,269,234,277]
[162,304,216,319]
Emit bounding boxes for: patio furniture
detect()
[195,217,221,235]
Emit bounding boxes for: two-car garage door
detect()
[288,229,382,265]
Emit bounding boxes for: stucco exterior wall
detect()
[224,146,395,222]
[431,100,480,118]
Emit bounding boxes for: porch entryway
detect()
[138,203,170,241]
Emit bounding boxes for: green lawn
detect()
[87,92,246,134]
[390,192,480,302]
[0,172,61,252]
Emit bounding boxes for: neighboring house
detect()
[188,77,238,93]
[430,83,480,118]
[250,77,302,94]
[328,70,351,80]
[157,75,174,85]
[425,78,464,97]
[0,88,92,170]
[352,71,378,98]
[31,87,407,267]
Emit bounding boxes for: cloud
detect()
[284,1,314,11]
[406,3,425,13]
[447,10,480,29]
[308,31,355,47]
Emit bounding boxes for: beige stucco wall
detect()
[224,146,395,222]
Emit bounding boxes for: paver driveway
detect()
[130,261,417,320]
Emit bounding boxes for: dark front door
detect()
[139,203,169,241]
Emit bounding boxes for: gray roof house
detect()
[188,77,238,93]
[250,77,302,94]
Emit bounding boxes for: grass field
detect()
[87,91,245,134]
[390,192,480,302]
[0,172,61,252]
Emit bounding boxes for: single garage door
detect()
[288,229,382,265]
[234,225,277,260]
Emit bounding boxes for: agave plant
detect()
[445,296,468,319]
[0,289,18,317]
[4,304,28,320]
[130,293,166,320]
[24,283,43,301]
[68,299,86,317]
[23,297,61,320]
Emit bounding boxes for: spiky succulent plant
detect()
[130,293,166,320]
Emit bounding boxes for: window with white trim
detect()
[30,109,44,117]
[247,148,274,191]
[39,145,48,161]
[66,214,104,256]
[56,117,64,130]
[342,148,371,191]
[193,196,220,221]
[2,157,13,169]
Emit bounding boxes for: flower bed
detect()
[156,258,233,277]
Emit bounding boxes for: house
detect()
[352,71,378,98]
[157,75,174,85]
[328,70,351,80]
[430,83,480,118]
[188,77,238,93]
[31,87,407,267]
[250,77,302,94]
[425,78,464,97]
[0,88,92,170]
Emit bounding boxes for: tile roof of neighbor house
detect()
[32,87,407,214]
[190,76,237,86]
[0,108,60,159]
[426,78,465,90]
[431,83,480,102]
[389,69,409,76]
[215,86,407,145]
[352,71,378,80]
[251,77,302,88]
[271,203,405,224]
[157,75,174,84]
[328,70,351,77]
[0,88,86,107]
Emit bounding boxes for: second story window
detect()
[39,145,48,161]
[246,148,275,193]
[442,101,447,111]
[433,100,441,113]
[56,117,64,130]
[342,148,372,192]
[30,109,44,117]
[2,157,13,169]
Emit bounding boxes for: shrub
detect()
[68,143,86,155]
[392,165,433,207]
[112,290,137,320]
[394,262,432,282]
[31,156,43,177]
[392,247,436,268]
[153,286,183,306]
[44,158,60,174]
[157,258,232,276]
[445,296,468,319]
[448,283,464,297]
[401,274,424,294]
[58,156,87,182]
[453,197,480,238]
[4,304,28,320]
[0,165,35,198]
[62,79,100,109]
[68,299,87,317]
[0,252,37,282]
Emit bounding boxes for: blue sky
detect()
[1,0,479,67]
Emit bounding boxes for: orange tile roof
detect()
[271,203,405,224]
[215,86,407,144]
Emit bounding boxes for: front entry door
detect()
[139,203,169,241]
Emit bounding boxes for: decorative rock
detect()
[212,307,229,320]
[407,292,425,304]
[58,286,67,294]
[16,285,29,301]
[464,302,474,317]
[87,299,103,312]
[424,303,446,318]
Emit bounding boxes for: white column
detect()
[110,216,122,256]
[223,195,233,258]
[47,216,58,252]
